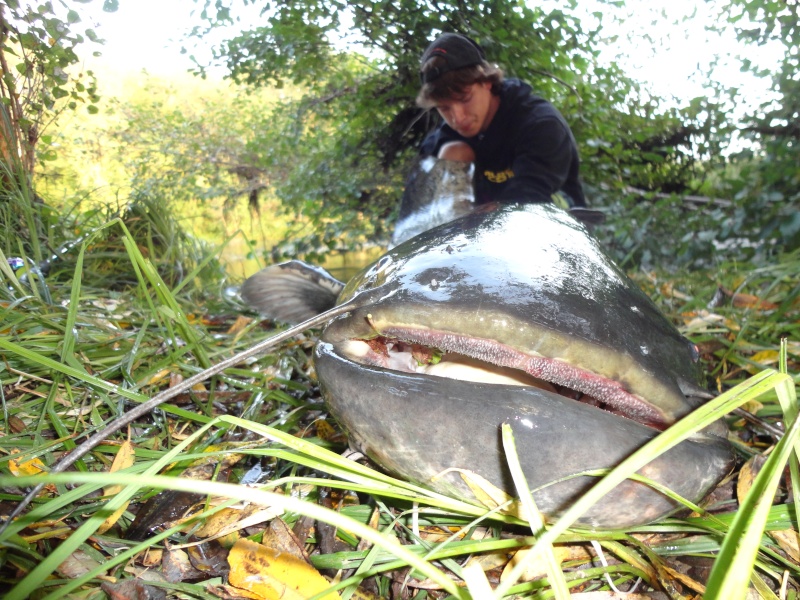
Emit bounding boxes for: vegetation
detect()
[0,0,798,598]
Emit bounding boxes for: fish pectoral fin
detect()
[240,260,344,325]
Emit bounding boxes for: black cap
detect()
[420,33,486,84]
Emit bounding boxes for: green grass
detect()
[0,201,798,599]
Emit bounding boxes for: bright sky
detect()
[79,0,216,76]
[76,0,781,107]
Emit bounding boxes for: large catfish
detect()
[241,170,733,530]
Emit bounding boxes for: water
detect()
[220,234,384,283]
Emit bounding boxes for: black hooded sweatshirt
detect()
[420,78,586,207]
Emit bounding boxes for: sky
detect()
[79,0,221,77]
[75,0,782,107]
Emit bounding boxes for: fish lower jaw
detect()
[335,334,672,431]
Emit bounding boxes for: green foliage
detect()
[190,0,757,266]
[0,1,107,175]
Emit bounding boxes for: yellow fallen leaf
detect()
[228,538,340,600]
[261,517,307,562]
[736,455,767,506]
[103,440,136,497]
[659,563,706,594]
[57,549,103,579]
[96,440,137,534]
[315,419,338,442]
[9,450,47,477]
[145,368,172,386]
[193,504,282,540]
[747,349,780,374]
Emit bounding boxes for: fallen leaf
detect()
[162,548,205,583]
[102,577,167,600]
[660,563,706,594]
[9,450,57,495]
[226,314,253,336]
[442,468,530,521]
[262,517,309,562]
[737,454,767,505]
[57,549,103,579]
[769,528,800,563]
[207,583,264,600]
[97,439,137,534]
[103,440,137,497]
[186,539,230,576]
[227,538,340,600]
[315,419,340,442]
[501,545,592,582]
[747,349,780,374]
[9,450,47,477]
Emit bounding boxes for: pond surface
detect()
[220,235,385,283]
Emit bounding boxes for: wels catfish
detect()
[241,169,733,530]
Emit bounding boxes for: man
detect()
[417,32,587,208]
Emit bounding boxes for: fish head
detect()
[315,202,733,528]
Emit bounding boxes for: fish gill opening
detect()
[338,335,670,431]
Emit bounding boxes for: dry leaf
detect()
[315,419,339,442]
[501,545,592,583]
[162,548,205,583]
[465,550,510,573]
[659,563,706,594]
[102,577,167,600]
[207,583,264,600]
[57,549,103,579]
[746,349,780,374]
[736,455,767,505]
[9,450,57,495]
[194,503,262,539]
[227,538,340,600]
[145,368,171,386]
[447,468,530,521]
[96,439,137,534]
[261,517,308,562]
[226,315,253,336]
[103,440,136,497]
[769,528,800,563]
[9,450,47,477]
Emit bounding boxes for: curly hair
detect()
[417,58,504,109]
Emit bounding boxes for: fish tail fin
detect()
[240,260,345,325]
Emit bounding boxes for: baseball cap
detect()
[420,33,486,84]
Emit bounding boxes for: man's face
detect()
[434,82,497,138]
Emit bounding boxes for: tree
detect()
[0,0,110,263]
[189,0,720,262]
[0,0,107,177]
[713,0,800,254]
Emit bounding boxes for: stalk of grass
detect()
[705,342,799,599]
[501,423,571,599]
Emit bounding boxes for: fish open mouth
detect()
[336,328,674,432]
